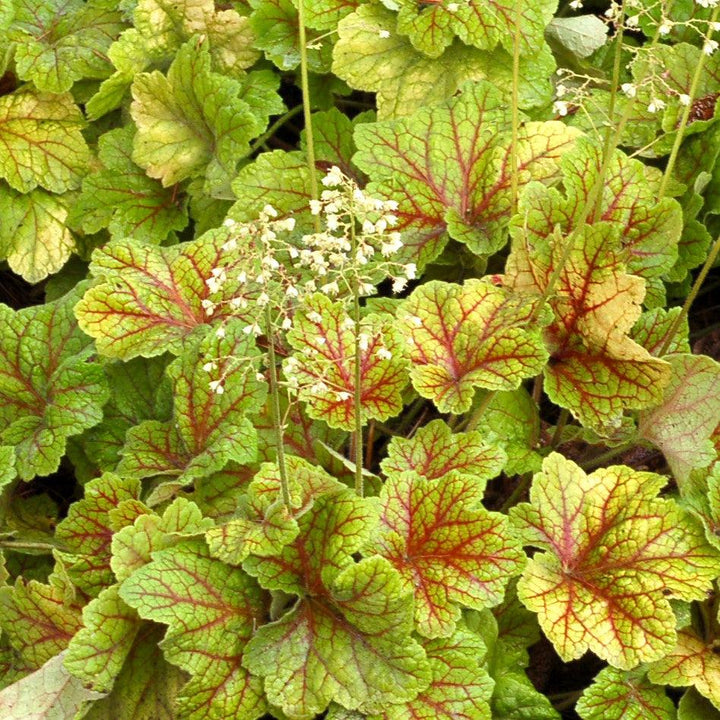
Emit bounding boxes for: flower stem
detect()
[351,219,364,496]
[265,305,292,511]
[510,0,522,215]
[658,6,720,201]
[296,0,321,233]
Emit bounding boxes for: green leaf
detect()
[119,539,268,720]
[368,472,525,638]
[118,322,266,482]
[369,624,494,720]
[334,6,555,120]
[511,453,720,668]
[0,88,89,193]
[133,0,259,75]
[576,666,676,720]
[70,126,189,244]
[75,227,259,359]
[285,294,408,430]
[397,279,548,414]
[248,0,334,72]
[55,474,146,596]
[243,491,431,717]
[545,15,608,59]
[131,38,280,190]
[648,630,720,710]
[381,418,506,485]
[679,688,720,720]
[63,585,140,693]
[638,354,720,482]
[511,136,683,283]
[0,652,105,720]
[81,625,185,720]
[0,285,108,481]
[111,498,214,582]
[396,0,556,60]
[9,0,124,93]
[0,186,74,284]
[353,81,578,265]
[0,578,83,670]
[470,389,542,475]
[206,455,346,565]
[631,307,690,357]
[506,222,671,432]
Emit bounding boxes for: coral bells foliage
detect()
[4,1,720,720]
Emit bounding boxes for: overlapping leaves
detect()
[0,285,108,480]
[243,490,431,718]
[353,80,579,266]
[506,220,671,431]
[511,453,720,668]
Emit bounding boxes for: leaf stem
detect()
[658,6,720,201]
[297,0,321,233]
[658,232,720,356]
[499,473,531,513]
[580,440,635,471]
[550,407,569,448]
[265,305,292,511]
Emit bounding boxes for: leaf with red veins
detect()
[242,491,431,717]
[506,220,671,431]
[510,453,720,669]
[638,354,720,482]
[119,539,268,720]
[397,0,556,61]
[206,455,346,565]
[381,418,506,487]
[117,321,266,482]
[75,227,261,360]
[517,136,682,282]
[0,284,108,481]
[647,630,720,710]
[55,474,148,596]
[352,82,579,267]
[285,294,409,430]
[0,579,84,670]
[397,278,549,414]
[370,624,494,720]
[367,472,525,638]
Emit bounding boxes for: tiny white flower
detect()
[447,2,459,10]
[223,218,237,227]
[336,391,352,401]
[659,21,672,35]
[201,299,216,315]
[409,315,423,327]
[209,380,224,395]
[647,98,666,113]
[362,219,375,234]
[308,311,323,323]
[256,372,266,382]
[262,204,278,218]
[384,199,399,211]
[202,361,216,372]
[404,263,417,279]
[569,0,582,8]
[215,326,226,339]
[621,82,637,98]
[257,292,270,307]
[378,29,390,39]
[309,199,322,215]
[377,347,392,360]
[678,93,691,106]
[553,100,569,116]
[704,39,719,55]
[222,238,237,252]
[281,316,293,330]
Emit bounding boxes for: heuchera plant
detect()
[1,0,720,718]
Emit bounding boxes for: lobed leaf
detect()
[0,89,89,194]
[648,630,720,710]
[368,472,525,638]
[0,652,104,720]
[0,187,74,284]
[119,539,268,720]
[206,455,345,565]
[511,453,720,668]
[8,0,123,93]
[397,279,548,414]
[75,227,260,359]
[285,294,408,430]
[0,285,108,480]
[381,418,506,486]
[353,81,578,265]
[576,666,676,720]
[506,221,671,431]
[243,491,431,717]
[117,322,266,482]
[638,354,720,482]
